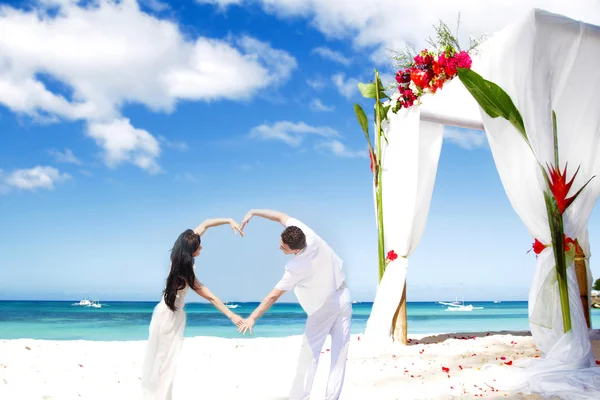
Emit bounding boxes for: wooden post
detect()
[574,240,590,329]
[392,282,408,345]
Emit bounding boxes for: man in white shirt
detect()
[238,209,352,400]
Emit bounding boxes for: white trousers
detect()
[289,288,352,400]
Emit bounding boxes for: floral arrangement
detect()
[393,49,472,111]
[391,20,480,112]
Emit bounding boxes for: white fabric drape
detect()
[363,107,444,343]
[473,9,600,398]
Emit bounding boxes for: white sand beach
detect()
[1,331,598,400]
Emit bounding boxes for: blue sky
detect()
[1,0,599,303]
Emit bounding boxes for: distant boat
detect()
[438,297,483,312]
[225,302,239,309]
[493,300,501,303]
[352,300,361,304]
[72,298,92,306]
[89,300,102,309]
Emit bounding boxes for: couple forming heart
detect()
[141,209,352,400]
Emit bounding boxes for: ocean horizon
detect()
[3,300,600,341]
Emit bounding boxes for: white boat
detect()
[438,297,483,312]
[493,300,501,303]
[89,301,102,308]
[225,302,239,309]
[72,298,91,306]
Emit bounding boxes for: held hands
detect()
[240,210,254,232]
[229,218,244,236]
[230,313,244,328]
[238,317,255,335]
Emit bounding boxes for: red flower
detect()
[442,366,450,373]
[396,69,411,84]
[546,163,581,214]
[432,61,442,75]
[532,239,547,254]
[504,360,513,366]
[564,235,576,251]
[454,51,472,69]
[410,69,428,88]
[386,250,398,262]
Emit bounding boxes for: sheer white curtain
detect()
[475,10,600,398]
[363,107,444,343]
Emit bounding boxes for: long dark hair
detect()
[163,229,200,312]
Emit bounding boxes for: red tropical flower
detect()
[564,235,576,251]
[386,250,398,262]
[546,163,590,214]
[410,69,428,88]
[532,239,547,254]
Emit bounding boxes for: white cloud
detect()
[48,148,82,165]
[316,140,368,158]
[206,1,600,67]
[332,73,359,99]
[444,127,487,150]
[159,136,188,152]
[0,0,296,172]
[249,121,338,146]
[87,119,161,173]
[312,46,351,66]
[3,166,71,190]
[306,78,326,91]
[309,98,334,112]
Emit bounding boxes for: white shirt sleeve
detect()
[275,268,302,291]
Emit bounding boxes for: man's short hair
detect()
[281,226,307,250]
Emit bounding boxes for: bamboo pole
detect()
[391,282,408,345]
[574,240,590,329]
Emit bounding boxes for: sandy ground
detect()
[1,331,599,399]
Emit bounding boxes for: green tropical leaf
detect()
[358,82,377,99]
[457,68,528,143]
[377,102,388,122]
[354,104,369,135]
[354,103,373,153]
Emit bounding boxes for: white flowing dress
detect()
[141,284,189,400]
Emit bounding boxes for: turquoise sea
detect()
[2,300,600,341]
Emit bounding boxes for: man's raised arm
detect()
[241,209,290,230]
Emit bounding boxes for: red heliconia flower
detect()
[386,250,398,262]
[532,239,547,254]
[546,163,582,214]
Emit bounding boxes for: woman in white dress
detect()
[141,218,244,400]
